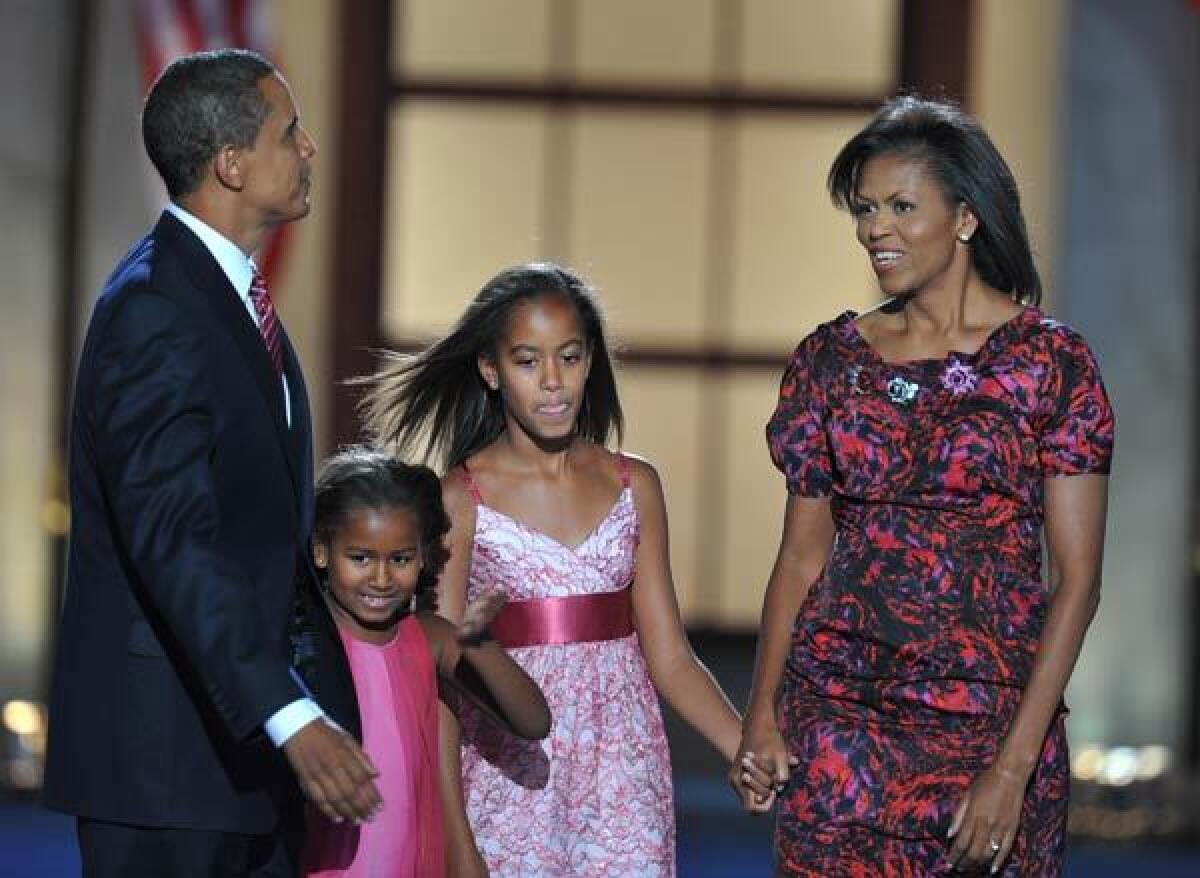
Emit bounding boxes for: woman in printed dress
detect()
[733,96,1114,876]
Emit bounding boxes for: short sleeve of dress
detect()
[1037,325,1115,476]
[766,325,835,497]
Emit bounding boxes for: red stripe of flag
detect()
[228,0,250,48]
[173,0,205,52]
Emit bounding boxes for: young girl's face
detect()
[480,294,592,443]
[314,505,423,644]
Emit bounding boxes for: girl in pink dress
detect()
[302,448,550,878]
[361,264,769,876]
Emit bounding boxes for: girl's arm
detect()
[422,599,551,741]
[435,473,488,878]
[735,493,835,809]
[626,457,744,762]
[947,473,1109,872]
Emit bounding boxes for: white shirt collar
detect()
[165,202,257,302]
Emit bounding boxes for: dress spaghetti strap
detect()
[459,463,484,506]
[615,452,632,490]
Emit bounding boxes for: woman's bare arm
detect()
[948,473,1108,870]
[733,493,835,810]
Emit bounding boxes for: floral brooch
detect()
[940,359,979,395]
[886,376,919,405]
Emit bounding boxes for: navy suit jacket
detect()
[43,211,358,833]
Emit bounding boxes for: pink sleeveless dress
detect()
[458,454,675,876]
[303,614,444,878]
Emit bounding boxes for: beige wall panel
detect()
[738,0,897,94]
[616,368,706,616]
[272,0,336,455]
[970,0,1065,307]
[715,372,791,627]
[395,0,553,80]
[566,110,711,345]
[383,104,549,339]
[574,0,717,84]
[0,2,64,696]
[729,114,879,349]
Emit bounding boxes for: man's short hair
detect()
[141,49,275,198]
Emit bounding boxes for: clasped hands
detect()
[729,717,796,815]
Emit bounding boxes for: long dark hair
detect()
[314,446,451,605]
[360,263,623,470]
[827,95,1041,305]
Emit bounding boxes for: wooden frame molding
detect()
[328,0,975,446]
[329,0,391,447]
[899,0,974,104]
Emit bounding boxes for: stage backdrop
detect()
[0,0,1195,767]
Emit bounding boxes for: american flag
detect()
[133,0,290,286]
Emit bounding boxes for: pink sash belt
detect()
[491,585,634,648]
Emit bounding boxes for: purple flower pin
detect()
[941,360,978,395]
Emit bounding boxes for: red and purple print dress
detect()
[766,307,1114,877]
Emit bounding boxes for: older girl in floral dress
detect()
[362,263,758,876]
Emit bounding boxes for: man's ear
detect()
[213,145,246,191]
[478,354,499,391]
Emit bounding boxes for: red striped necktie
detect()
[249,268,284,376]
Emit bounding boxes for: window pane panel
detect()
[566,110,711,346]
[617,367,707,617]
[394,0,553,80]
[715,371,790,627]
[728,113,881,349]
[738,0,898,94]
[383,103,549,339]
[573,0,718,85]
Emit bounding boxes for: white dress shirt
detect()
[165,203,292,425]
[165,203,321,746]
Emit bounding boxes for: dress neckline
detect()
[476,488,632,556]
[337,609,416,650]
[841,305,1038,368]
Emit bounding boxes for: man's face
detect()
[238,73,316,226]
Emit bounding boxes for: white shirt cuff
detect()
[264,698,325,747]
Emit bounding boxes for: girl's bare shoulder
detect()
[606,448,664,502]
[440,468,473,510]
[415,611,458,670]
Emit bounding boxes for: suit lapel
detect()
[281,330,313,535]
[154,213,300,506]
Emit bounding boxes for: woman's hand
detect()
[730,713,797,814]
[456,590,506,645]
[946,763,1028,874]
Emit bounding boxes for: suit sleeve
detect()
[89,291,301,740]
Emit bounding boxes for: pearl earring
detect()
[958,233,971,243]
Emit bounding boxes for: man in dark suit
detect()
[43,49,380,877]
